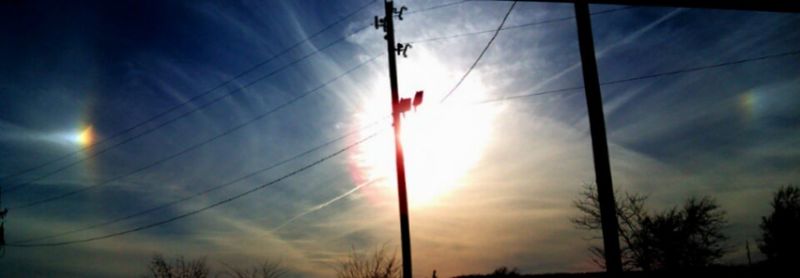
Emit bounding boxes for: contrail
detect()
[530,8,686,94]
[271,177,385,232]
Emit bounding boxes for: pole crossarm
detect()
[490,0,800,13]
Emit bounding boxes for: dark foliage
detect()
[573,185,647,270]
[759,185,800,267]
[455,264,789,278]
[633,197,728,270]
[336,244,400,278]
[573,185,727,271]
[144,254,210,278]
[491,266,521,276]
[220,260,287,278]
[454,266,521,277]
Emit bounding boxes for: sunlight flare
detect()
[349,49,499,207]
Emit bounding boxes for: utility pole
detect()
[507,0,800,274]
[746,240,752,266]
[573,1,622,274]
[375,1,416,277]
[0,186,7,250]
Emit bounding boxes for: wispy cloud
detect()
[1,1,799,277]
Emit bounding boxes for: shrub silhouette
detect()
[336,244,399,278]
[573,184,727,271]
[452,266,521,277]
[490,266,520,276]
[633,197,728,270]
[759,185,800,267]
[573,184,647,270]
[144,254,210,278]
[220,260,287,278]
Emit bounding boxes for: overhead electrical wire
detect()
[440,0,517,102]
[5,132,381,247]
[270,177,387,233]
[2,0,524,245]
[5,0,627,195]
[10,46,796,246]
[6,0,530,206]
[600,50,800,86]
[405,0,469,15]
[10,118,388,244]
[4,27,376,194]
[7,1,797,247]
[5,0,595,204]
[4,0,475,194]
[409,6,635,44]
[3,1,506,243]
[1,0,379,185]
[6,0,511,247]
[254,49,800,238]
[9,53,384,210]
[468,49,800,105]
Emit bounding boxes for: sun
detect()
[348,50,498,208]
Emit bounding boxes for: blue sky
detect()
[1,0,799,277]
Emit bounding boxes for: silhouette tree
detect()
[573,184,728,271]
[144,254,209,278]
[452,266,522,277]
[220,260,287,278]
[758,185,800,267]
[336,244,399,278]
[489,266,520,276]
[572,184,648,270]
[634,197,728,270]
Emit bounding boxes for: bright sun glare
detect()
[350,50,499,208]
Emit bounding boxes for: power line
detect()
[3,24,377,194]
[4,2,609,196]
[9,43,794,249]
[6,1,552,205]
[270,177,386,233]
[1,0,379,185]
[9,3,537,238]
[6,132,381,247]
[10,12,792,209]
[10,118,388,244]
[11,45,795,245]
[4,31,375,194]
[9,3,796,246]
[467,49,800,104]
[406,0,468,15]
[9,53,383,210]
[600,50,800,86]
[4,0,481,246]
[409,6,634,44]
[440,1,517,102]
[5,0,513,247]
[468,86,585,104]
[4,0,472,194]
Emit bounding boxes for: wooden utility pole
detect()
[376,1,413,277]
[573,2,622,274]
[498,0,799,274]
[0,186,7,249]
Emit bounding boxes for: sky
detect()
[1,0,799,277]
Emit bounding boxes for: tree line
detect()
[139,185,799,277]
[141,245,399,278]
[573,184,800,272]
